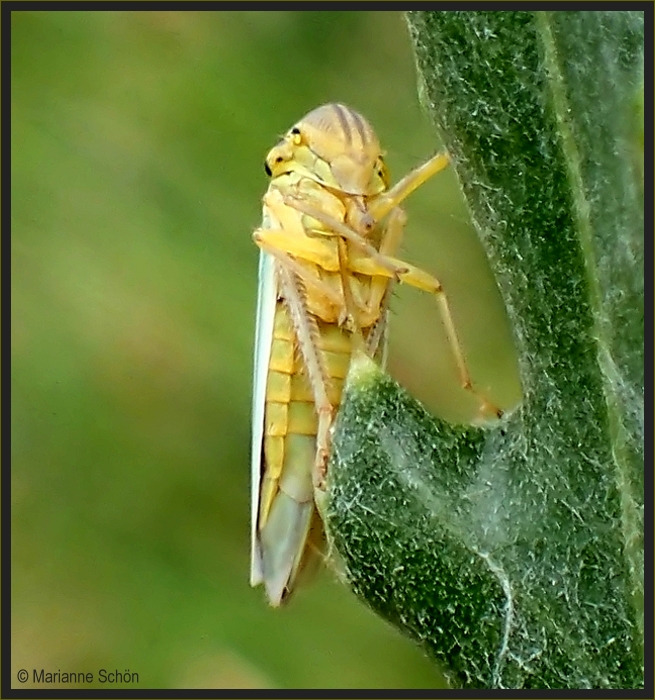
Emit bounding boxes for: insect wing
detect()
[250,247,277,586]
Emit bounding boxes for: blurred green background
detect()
[11,11,520,690]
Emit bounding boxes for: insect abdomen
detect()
[257,300,351,603]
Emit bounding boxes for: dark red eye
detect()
[264,162,272,176]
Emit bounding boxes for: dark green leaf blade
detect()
[325,11,644,689]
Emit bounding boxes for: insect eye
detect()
[376,159,389,185]
[289,126,303,145]
[264,162,272,176]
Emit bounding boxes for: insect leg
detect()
[276,266,334,490]
[362,207,407,318]
[254,226,372,323]
[275,195,408,328]
[256,190,342,273]
[350,253,503,419]
[368,151,450,222]
[254,230,343,307]
[352,208,406,360]
[336,237,365,350]
[279,194,408,279]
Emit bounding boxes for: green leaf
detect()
[324,11,644,689]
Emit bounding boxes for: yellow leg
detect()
[274,264,335,489]
[257,189,383,322]
[271,151,450,282]
[279,193,408,279]
[254,228,343,308]
[350,251,502,418]
[368,150,450,222]
[255,227,377,325]
[259,190,341,271]
[274,193,411,327]
[365,207,407,317]
[336,236,366,350]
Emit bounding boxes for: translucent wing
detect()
[250,248,277,586]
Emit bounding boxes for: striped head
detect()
[264,103,389,197]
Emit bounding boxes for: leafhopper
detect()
[251,103,499,606]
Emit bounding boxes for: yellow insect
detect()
[251,103,498,606]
